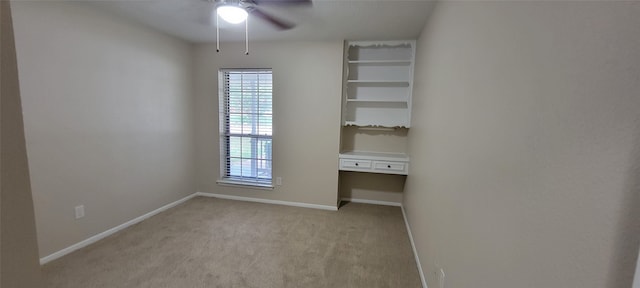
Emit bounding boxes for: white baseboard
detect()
[196,192,338,211]
[40,193,198,265]
[401,205,428,288]
[340,197,402,207]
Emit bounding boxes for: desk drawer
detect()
[340,159,372,170]
[373,161,407,174]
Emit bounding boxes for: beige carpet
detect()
[42,197,421,288]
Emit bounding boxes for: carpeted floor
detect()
[42,197,421,288]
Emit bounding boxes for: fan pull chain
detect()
[245,17,249,55]
[216,12,220,53]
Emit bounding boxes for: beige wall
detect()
[12,2,196,257]
[194,41,343,207]
[1,1,43,286]
[404,2,640,288]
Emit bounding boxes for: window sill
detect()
[216,179,274,191]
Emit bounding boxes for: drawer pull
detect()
[387,165,391,168]
[355,163,359,166]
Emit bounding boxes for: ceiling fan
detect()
[207,0,310,54]
[207,0,311,30]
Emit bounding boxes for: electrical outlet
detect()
[276,177,282,186]
[75,205,85,219]
[436,268,445,288]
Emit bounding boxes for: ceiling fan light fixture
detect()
[217,5,248,24]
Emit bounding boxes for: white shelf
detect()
[340,151,409,161]
[344,121,408,128]
[346,41,414,62]
[346,99,408,104]
[348,60,412,64]
[347,80,410,84]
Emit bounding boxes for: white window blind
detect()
[219,69,273,186]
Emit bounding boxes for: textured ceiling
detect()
[89,0,436,43]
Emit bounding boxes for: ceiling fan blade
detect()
[248,7,295,30]
[252,0,311,6]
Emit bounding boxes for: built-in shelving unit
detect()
[342,40,416,128]
[338,40,415,176]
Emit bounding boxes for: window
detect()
[219,69,273,187]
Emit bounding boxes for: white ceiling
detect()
[89,0,436,43]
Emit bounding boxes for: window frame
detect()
[217,68,274,189]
